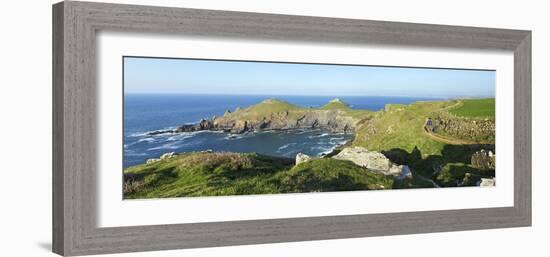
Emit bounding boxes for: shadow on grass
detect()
[213,154,295,180]
[382,144,495,188]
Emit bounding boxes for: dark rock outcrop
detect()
[147,129,174,136]
[175,119,214,133]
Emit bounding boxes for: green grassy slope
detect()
[123,152,392,199]
[245,98,301,113]
[224,98,304,120]
[351,99,496,185]
[353,100,456,157]
[448,98,495,118]
[278,158,393,192]
[353,99,495,155]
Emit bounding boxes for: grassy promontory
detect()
[125,97,496,198]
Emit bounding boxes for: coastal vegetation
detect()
[124,97,496,199]
[124,152,392,199]
[448,98,495,118]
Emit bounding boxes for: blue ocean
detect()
[124,94,441,168]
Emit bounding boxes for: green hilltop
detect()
[321,98,351,110]
[222,98,302,120]
[248,98,300,112]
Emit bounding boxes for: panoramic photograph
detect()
[122,57,496,199]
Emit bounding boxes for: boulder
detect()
[479,177,496,187]
[333,146,412,179]
[295,153,311,165]
[160,152,176,160]
[333,147,391,171]
[471,149,495,169]
[146,158,160,164]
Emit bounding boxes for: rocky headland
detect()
[147,98,367,136]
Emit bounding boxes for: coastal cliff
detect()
[150,98,372,135]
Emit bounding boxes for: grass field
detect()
[123,152,393,199]
[448,98,495,118]
[353,100,455,157]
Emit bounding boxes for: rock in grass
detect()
[146,158,160,164]
[333,147,391,171]
[332,146,412,179]
[295,153,312,165]
[160,152,176,160]
[479,177,495,187]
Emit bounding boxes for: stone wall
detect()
[434,115,495,142]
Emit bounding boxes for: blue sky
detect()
[123,57,495,98]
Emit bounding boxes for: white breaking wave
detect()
[124,152,148,157]
[147,142,183,151]
[166,134,194,141]
[307,133,330,139]
[329,137,345,141]
[223,132,254,140]
[138,137,156,143]
[276,143,297,152]
[296,129,318,134]
[127,126,178,137]
[257,130,276,134]
[310,145,333,156]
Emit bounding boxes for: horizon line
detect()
[123,92,496,99]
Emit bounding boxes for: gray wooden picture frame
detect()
[52,1,531,256]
